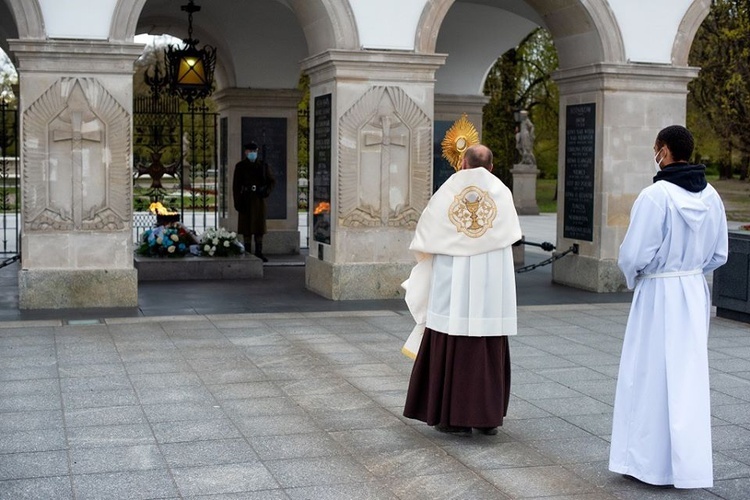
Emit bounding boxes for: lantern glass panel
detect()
[178,57,206,85]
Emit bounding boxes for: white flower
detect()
[209,250,215,256]
[170,234,179,242]
[156,237,163,245]
[167,245,175,253]
[203,244,211,252]
[212,238,219,245]
[223,240,230,247]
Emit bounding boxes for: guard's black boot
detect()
[254,240,268,263]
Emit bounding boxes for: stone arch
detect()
[415,0,626,68]
[2,0,45,39]
[110,0,147,42]
[110,0,359,54]
[672,0,711,66]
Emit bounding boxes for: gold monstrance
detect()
[441,113,480,171]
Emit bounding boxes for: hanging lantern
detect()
[165,0,216,104]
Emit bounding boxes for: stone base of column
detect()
[552,255,627,293]
[511,164,540,215]
[264,230,301,255]
[305,258,410,300]
[19,269,138,309]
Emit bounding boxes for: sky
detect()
[0,48,17,82]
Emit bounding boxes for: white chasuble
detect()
[402,168,521,359]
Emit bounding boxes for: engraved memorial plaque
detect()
[563,103,596,241]
[313,94,332,244]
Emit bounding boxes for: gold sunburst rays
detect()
[441,113,480,172]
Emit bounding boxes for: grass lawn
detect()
[535,178,558,213]
[707,176,750,223]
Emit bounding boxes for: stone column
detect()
[10,40,143,309]
[552,63,698,292]
[434,94,487,136]
[301,50,446,300]
[214,88,302,254]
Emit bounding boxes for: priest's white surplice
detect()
[401,167,522,358]
[609,181,728,488]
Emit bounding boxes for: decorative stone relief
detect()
[339,86,431,228]
[23,77,131,231]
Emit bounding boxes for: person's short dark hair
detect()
[243,142,258,151]
[464,145,493,169]
[656,125,694,162]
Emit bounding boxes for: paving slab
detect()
[1,215,749,498]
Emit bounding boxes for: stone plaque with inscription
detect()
[563,103,596,241]
[313,94,332,245]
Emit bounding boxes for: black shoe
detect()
[475,427,498,435]
[435,424,471,435]
[622,474,673,489]
[255,253,268,263]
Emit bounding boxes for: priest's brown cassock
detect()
[402,167,521,429]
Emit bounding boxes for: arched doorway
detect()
[119,0,360,258]
[417,0,712,293]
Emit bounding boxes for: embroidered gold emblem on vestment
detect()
[449,186,497,238]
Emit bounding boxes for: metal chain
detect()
[515,242,579,274]
[0,255,19,270]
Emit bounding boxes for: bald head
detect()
[462,144,493,171]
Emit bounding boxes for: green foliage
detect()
[298,74,310,181]
[536,178,558,213]
[689,0,750,179]
[483,28,560,185]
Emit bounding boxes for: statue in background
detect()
[516,110,536,166]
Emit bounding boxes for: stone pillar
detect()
[10,40,143,309]
[301,50,446,300]
[214,88,302,255]
[511,164,540,215]
[434,94,487,136]
[552,63,699,292]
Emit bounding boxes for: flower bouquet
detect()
[198,227,244,257]
[137,222,194,258]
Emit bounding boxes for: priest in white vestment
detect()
[402,144,522,436]
[609,125,728,488]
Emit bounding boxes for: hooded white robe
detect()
[402,167,522,358]
[609,180,728,489]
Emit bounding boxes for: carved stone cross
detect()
[51,83,103,227]
[364,114,407,224]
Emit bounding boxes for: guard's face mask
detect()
[247,152,258,161]
[653,148,664,173]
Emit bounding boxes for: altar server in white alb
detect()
[402,144,521,436]
[609,125,728,488]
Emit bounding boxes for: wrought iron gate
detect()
[132,91,219,242]
[0,95,19,267]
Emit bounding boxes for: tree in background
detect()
[0,49,18,160]
[689,0,750,180]
[483,28,559,186]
